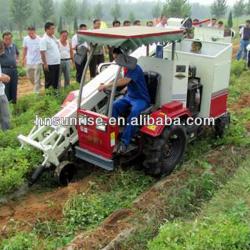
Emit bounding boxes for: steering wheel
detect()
[103,87,125,98]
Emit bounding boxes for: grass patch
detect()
[148,156,250,250]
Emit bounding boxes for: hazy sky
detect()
[189,0,237,5]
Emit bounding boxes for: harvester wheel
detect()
[55,161,76,186]
[143,126,187,176]
[214,113,231,138]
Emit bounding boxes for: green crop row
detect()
[148,155,250,250]
[0,84,79,196]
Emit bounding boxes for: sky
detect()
[188,0,237,5]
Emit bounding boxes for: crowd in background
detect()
[0,16,250,132]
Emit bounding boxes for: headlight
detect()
[96,124,106,132]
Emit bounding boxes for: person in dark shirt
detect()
[0,32,19,103]
[98,48,150,153]
[237,20,250,61]
[89,19,105,78]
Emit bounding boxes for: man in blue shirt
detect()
[98,48,150,154]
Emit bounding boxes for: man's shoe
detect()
[116,142,137,155]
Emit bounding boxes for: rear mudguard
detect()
[140,101,191,137]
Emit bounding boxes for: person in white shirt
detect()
[0,40,11,131]
[208,18,218,28]
[156,15,168,28]
[58,30,74,88]
[72,24,89,83]
[40,22,61,89]
[22,26,42,93]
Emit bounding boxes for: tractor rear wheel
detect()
[143,126,187,176]
[214,113,231,138]
[55,161,76,186]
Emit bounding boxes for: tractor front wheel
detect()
[143,126,187,176]
[55,161,76,186]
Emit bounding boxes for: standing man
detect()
[123,20,131,26]
[208,18,217,28]
[156,16,168,28]
[0,32,19,103]
[40,22,61,89]
[89,19,105,78]
[0,40,11,131]
[22,26,42,94]
[237,20,250,61]
[72,24,89,83]
[146,21,154,27]
[109,20,121,62]
[133,20,141,26]
[58,30,74,88]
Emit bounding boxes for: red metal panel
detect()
[140,101,191,137]
[210,90,228,118]
[77,109,119,159]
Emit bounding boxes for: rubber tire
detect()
[143,126,187,177]
[54,161,76,186]
[214,113,231,138]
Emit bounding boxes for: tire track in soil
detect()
[0,175,94,234]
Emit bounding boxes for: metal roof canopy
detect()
[77,26,184,50]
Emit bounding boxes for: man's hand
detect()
[98,83,106,92]
[43,63,49,71]
[1,74,10,83]
[22,58,26,67]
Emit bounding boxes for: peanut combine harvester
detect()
[18,26,232,185]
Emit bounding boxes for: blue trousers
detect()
[237,39,249,61]
[112,96,149,146]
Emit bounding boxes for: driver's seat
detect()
[141,71,161,115]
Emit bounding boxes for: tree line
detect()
[0,0,249,37]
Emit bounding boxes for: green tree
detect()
[110,0,121,20]
[227,11,233,28]
[58,16,63,33]
[74,16,78,32]
[246,0,250,15]
[39,0,54,22]
[63,0,77,31]
[152,1,162,18]
[0,0,10,32]
[93,1,103,19]
[78,0,89,20]
[233,0,245,19]
[162,0,191,18]
[10,0,32,38]
[211,0,227,18]
[128,11,135,22]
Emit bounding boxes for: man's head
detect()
[112,47,123,60]
[113,20,121,27]
[211,18,217,26]
[44,22,55,36]
[123,20,131,26]
[218,21,224,28]
[27,26,36,39]
[79,24,87,30]
[160,15,168,25]
[60,30,68,41]
[246,20,250,28]
[191,41,202,53]
[0,40,5,55]
[2,32,12,47]
[93,19,101,29]
[146,21,154,27]
[133,20,141,26]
